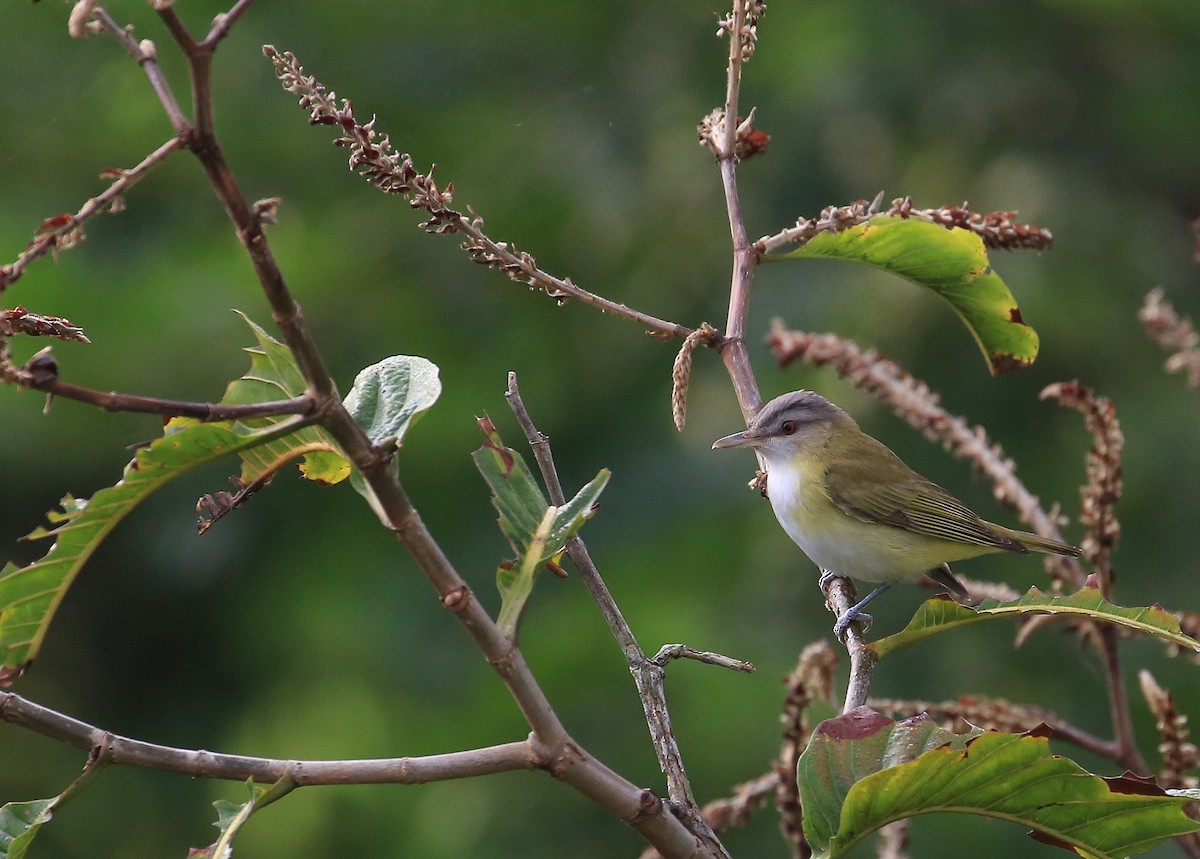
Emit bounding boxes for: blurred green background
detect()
[2,1,1199,857]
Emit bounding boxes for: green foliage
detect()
[869,585,1200,660]
[472,417,609,638]
[221,313,348,486]
[342,355,442,449]
[0,799,55,859]
[0,412,311,672]
[191,778,293,858]
[798,710,1200,859]
[771,217,1039,375]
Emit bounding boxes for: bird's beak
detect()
[712,429,760,450]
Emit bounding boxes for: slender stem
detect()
[0,136,184,292]
[94,9,190,134]
[504,373,730,858]
[1097,625,1149,774]
[27,373,313,422]
[819,574,877,712]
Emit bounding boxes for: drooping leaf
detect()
[471,416,609,638]
[0,754,107,859]
[799,708,1200,859]
[869,585,1200,660]
[0,416,311,673]
[770,216,1039,375]
[0,314,329,674]
[0,799,56,859]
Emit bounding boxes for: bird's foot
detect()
[833,606,872,641]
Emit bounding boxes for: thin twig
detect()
[93,9,190,133]
[504,373,731,859]
[21,366,314,421]
[820,574,877,712]
[0,136,184,292]
[650,645,754,674]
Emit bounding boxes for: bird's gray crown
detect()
[749,390,850,434]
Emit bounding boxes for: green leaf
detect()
[770,216,1039,375]
[218,312,348,485]
[869,584,1200,660]
[192,777,293,859]
[799,709,1200,859]
[0,315,327,674]
[342,355,442,447]
[0,799,56,859]
[471,416,609,638]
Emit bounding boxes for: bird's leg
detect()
[832,583,890,641]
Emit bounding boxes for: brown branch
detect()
[768,325,1083,588]
[10,351,314,421]
[1,690,539,784]
[820,574,878,712]
[263,46,691,343]
[0,136,184,293]
[92,9,190,134]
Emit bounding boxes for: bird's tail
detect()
[1000,527,1082,557]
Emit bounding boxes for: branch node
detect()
[441,585,473,613]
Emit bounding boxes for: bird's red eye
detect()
[780,419,798,435]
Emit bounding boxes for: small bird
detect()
[713,390,1081,638]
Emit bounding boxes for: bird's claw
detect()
[833,607,872,641]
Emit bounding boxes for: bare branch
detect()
[8,349,314,421]
[504,373,730,859]
[650,644,754,674]
[0,137,184,293]
[1,690,539,784]
[820,574,878,712]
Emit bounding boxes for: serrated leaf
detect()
[191,777,293,859]
[471,416,609,638]
[0,416,310,672]
[0,314,326,674]
[342,355,441,447]
[869,585,1200,660]
[0,799,56,859]
[799,709,1200,859]
[770,216,1039,375]
[219,312,349,485]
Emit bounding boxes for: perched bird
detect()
[712,390,1081,637]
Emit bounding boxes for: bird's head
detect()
[711,390,852,465]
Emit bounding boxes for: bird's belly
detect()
[767,463,955,583]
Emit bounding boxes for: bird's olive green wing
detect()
[824,448,1025,552]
